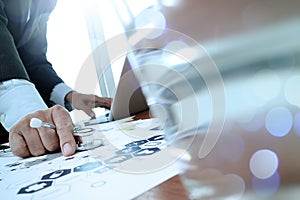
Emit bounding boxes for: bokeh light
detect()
[228,77,260,126]
[134,9,166,39]
[252,172,280,197]
[249,149,278,179]
[164,40,189,52]
[239,112,265,132]
[250,69,281,105]
[293,112,300,137]
[161,0,181,7]
[265,107,293,137]
[235,107,257,124]
[284,76,300,107]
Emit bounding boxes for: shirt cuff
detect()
[50,83,73,107]
[0,79,48,131]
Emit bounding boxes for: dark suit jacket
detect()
[0,0,63,106]
[0,0,65,134]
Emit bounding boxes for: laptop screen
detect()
[109,56,149,120]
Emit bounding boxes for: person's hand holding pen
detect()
[9,105,76,158]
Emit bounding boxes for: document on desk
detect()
[0,118,180,200]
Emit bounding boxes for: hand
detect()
[9,105,76,158]
[65,91,112,118]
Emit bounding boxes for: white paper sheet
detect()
[0,118,180,200]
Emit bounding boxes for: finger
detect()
[78,103,96,118]
[106,98,112,109]
[23,128,46,156]
[32,111,60,152]
[94,96,112,109]
[9,129,31,158]
[51,105,76,156]
[84,106,96,119]
[38,127,60,152]
[16,115,46,157]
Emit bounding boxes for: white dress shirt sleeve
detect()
[50,82,73,107]
[0,79,48,131]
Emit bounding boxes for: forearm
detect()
[50,83,73,111]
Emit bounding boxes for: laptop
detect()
[83,56,149,126]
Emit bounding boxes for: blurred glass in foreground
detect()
[130,48,300,199]
[126,27,226,158]
[113,0,300,199]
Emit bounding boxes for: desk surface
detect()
[136,116,300,200]
[133,111,189,199]
[135,105,300,199]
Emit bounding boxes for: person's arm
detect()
[16,1,112,118]
[64,91,112,118]
[0,1,76,157]
[9,104,76,158]
[0,1,47,129]
[15,0,64,107]
[0,79,76,158]
[0,79,47,131]
[0,79,77,158]
[0,1,50,130]
[0,0,29,82]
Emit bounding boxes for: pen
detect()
[30,118,80,132]
[30,118,56,129]
[29,117,102,150]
